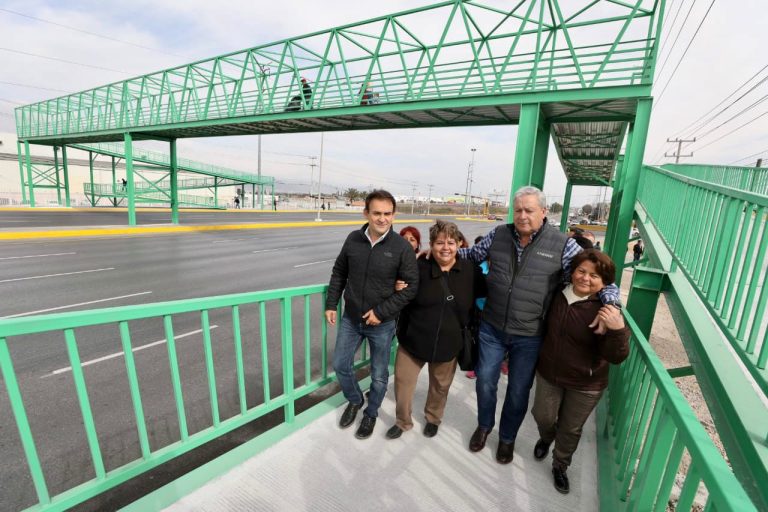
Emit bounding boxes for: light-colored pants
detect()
[531,373,603,470]
[394,346,457,430]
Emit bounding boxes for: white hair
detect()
[513,186,547,209]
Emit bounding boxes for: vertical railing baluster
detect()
[676,462,701,511]
[0,338,50,505]
[232,306,247,415]
[281,298,295,423]
[119,321,150,458]
[64,329,106,480]
[163,315,188,441]
[304,295,311,386]
[321,291,328,379]
[259,302,271,403]
[200,310,220,427]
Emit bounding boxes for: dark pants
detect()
[531,373,603,470]
[475,321,542,443]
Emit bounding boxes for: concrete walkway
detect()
[164,371,599,512]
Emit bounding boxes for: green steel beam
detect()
[16,139,27,203]
[24,140,35,207]
[124,133,136,226]
[170,139,179,224]
[560,180,572,232]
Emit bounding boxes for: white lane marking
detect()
[294,259,335,268]
[253,246,298,253]
[212,238,259,243]
[0,268,114,284]
[41,325,219,378]
[0,252,77,261]
[3,291,153,318]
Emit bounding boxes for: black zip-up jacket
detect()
[397,258,486,362]
[325,224,419,322]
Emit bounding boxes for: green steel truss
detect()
[14,0,664,184]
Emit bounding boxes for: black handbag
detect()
[439,274,478,371]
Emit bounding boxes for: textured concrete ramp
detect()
[164,372,598,511]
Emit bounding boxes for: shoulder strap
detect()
[439,272,465,328]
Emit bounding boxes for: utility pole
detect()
[316,133,325,222]
[464,148,476,215]
[308,156,318,207]
[411,183,417,215]
[665,137,696,164]
[426,184,434,215]
[257,134,262,209]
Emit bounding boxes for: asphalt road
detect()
[0,212,496,511]
[0,209,365,228]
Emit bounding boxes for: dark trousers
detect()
[531,373,603,470]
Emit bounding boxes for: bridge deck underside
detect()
[162,372,599,511]
[26,97,635,188]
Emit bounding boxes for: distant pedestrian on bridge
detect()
[285,77,313,112]
[633,239,643,262]
[234,197,240,209]
[325,190,419,440]
[121,178,127,191]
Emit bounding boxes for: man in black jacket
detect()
[325,190,419,439]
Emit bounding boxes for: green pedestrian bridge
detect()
[5,1,768,510]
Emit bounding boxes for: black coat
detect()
[325,224,419,322]
[397,258,486,362]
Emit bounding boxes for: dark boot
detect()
[469,427,490,452]
[533,439,552,460]
[496,441,515,464]
[355,414,376,439]
[553,467,570,494]
[339,401,362,429]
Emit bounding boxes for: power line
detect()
[655,0,698,81]
[654,0,717,108]
[672,65,768,138]
[728,147,768,165]
[691,92,768,140]
[0,80,72,93]
[689,109,768,152]
[0,8,188,59]
[0,47,130,74]
[0,97,23,105]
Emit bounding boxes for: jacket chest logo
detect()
[383,251,393,258]
[535,250,555,259]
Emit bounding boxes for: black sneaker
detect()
[339,401,362,429]
[423,422,439,438]
[355,415,376,439]
[534,439,551,460]
[386,425,403,439]
[553,467,570,494]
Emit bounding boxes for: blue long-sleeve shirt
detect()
[459,221,620,304]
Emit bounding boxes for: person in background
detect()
[387,220,486,440]
[532,249,629,494]
[633,239,644,262]
[399,226,422,253]
[572,234,593,250]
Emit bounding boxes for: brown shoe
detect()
[496,441,515,464]
[469,427,490,452]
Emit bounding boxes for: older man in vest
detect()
[458,186,620,464]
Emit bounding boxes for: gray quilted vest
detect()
[483,222,568,336]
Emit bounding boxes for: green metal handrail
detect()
[597,311,756,511]
[0,285,361,512]
[663,163,768,197]
[71,142,275,185]
[83,183,221,208]
[638,165,768,397]
[15,0,664,139]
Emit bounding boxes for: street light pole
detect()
[426,184,433,215]
[465,148,476,215]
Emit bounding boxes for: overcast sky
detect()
[1,0,766,207]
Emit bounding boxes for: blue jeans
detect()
[332,313,396,418]
[475,320,542,443]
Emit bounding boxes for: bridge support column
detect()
[608,98,652,286]
[16,140,27,204]
[62,146,71,207]
[170,139,179,224]
[88,150,95,207]
[509,103,550,221]
[560,181,573,233]
[271,184,276,210]
[111,157,118,207]
[214,178,219,208]
[54,147,62,205]
[626,267,667,339]
[24,141,35,207]
[124,132,137,226]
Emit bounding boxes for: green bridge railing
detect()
[1,285,755,510]
[0,285,368,512]
[598,312,754,511]
[661,163,768,197]
[638,164,768,396]
[83,183,223,209]
[15,0,662,139]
